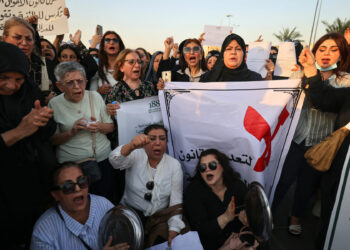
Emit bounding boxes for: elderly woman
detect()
[3,17,56,93]
[31,162,129,250]
[184,149,247,250]
[0,42,56,249]
[49,61,115,201]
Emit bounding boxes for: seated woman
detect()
[184,149,247,250]
[31,162,129,250]
[201,34,263,82]
[109,124,186,247]
[0,42,56,249]
[158,37,207,82]
[48,61,115,202]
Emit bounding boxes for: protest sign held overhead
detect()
[0,0,68,35]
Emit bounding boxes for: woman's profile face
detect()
[183,42,202,68]
[199,154,224,188]
[315,39,341,69]
[51,167,89,215]
[4,25,34,57]
[59,48,78,62]
[120,52,142,81]
[0,71,25,95]
[206,56,217,70]
[223,40,244,69]
[103,33,120,56]
[153,53,163,72]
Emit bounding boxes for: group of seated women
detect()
[1,12,350,249]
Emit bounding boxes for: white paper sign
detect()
[146,231,203,250]
[117,96,163,146]
[324,146,350,250]
[274,42,296,77]
[246,41,272,78]
[202,25,232,46]
[0,0,69,35]
[159,80,303,202]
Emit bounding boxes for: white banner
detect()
[159,80,304,202]
[0,0,68,35]
[117,96,163,146]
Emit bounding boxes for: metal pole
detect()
[312,0,323,45]
[309,0,320,47]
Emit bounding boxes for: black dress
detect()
[184,178,247,250]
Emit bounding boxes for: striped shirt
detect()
[294,72,350,146]
[30,194,114,250]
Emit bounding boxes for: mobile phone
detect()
[162,71,172,83]
[96,25,103,36]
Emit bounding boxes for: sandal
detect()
[288,224,302,236]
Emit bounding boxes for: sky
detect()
[50,0,350,53]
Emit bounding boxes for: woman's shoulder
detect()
[336,72,350,87]
[185,178,209,197]
[247,69,263,81]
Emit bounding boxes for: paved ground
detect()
[269,183,321,250]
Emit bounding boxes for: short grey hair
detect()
[54,61,86,82]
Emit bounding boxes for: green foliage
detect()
[322,18,350,34]
[273,27,304,42]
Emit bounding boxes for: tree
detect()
[273,27,304,42]
[322,18,350,34]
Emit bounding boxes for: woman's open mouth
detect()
[206,174,214,181]
[73,195,84,205]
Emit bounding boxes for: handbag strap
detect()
[55,206,93,250]
[88,91,97,158]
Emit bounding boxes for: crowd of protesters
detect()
[1,7,350,250]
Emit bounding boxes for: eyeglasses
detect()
[10,35,34,44]
[104,38,119,44]
[63,79,85,87]
[198,161,218,173]
[53,175,89,194]
[183,46,201,54]
[144,181,154,201]
[124,59,143,66]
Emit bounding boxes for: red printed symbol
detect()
[243,105,289,172]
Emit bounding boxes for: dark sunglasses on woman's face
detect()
[124,59,143,66]
[104,38,119,44]
[199,161,218,173]
[144,181,154,201]
[52,175,89,194]
[183,46,201,54]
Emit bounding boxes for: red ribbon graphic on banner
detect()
[243,105,289,172]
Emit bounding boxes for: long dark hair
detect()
[312,32,349,78]
[98,31,125,84]
[192,149,241,186]
[179,38,207,73]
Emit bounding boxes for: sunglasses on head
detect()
[198,161,218,173]
[144,181,154,201]
[104,38,119,44]
[124,59,143,66]
[53,176,89,194]
[183,46,201,54]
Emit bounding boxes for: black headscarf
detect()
[145,51,163,83]
[202,33,262,82]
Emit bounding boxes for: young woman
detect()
[272,32,350,236]
[184,149,247,250]
[205,50,220,71]
[90,31,125,96]
[144,51,163,85]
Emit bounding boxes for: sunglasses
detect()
[183,46,201,54]
[104,38,119,44]
[144,181,154,201]
[53,176,89,194]
[124,59,143,66]
[198,161,218,173]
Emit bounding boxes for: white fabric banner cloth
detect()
[117,96,163,146]
[0,0,68,35]
[159,80,304,202]
[146,231,203,250]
